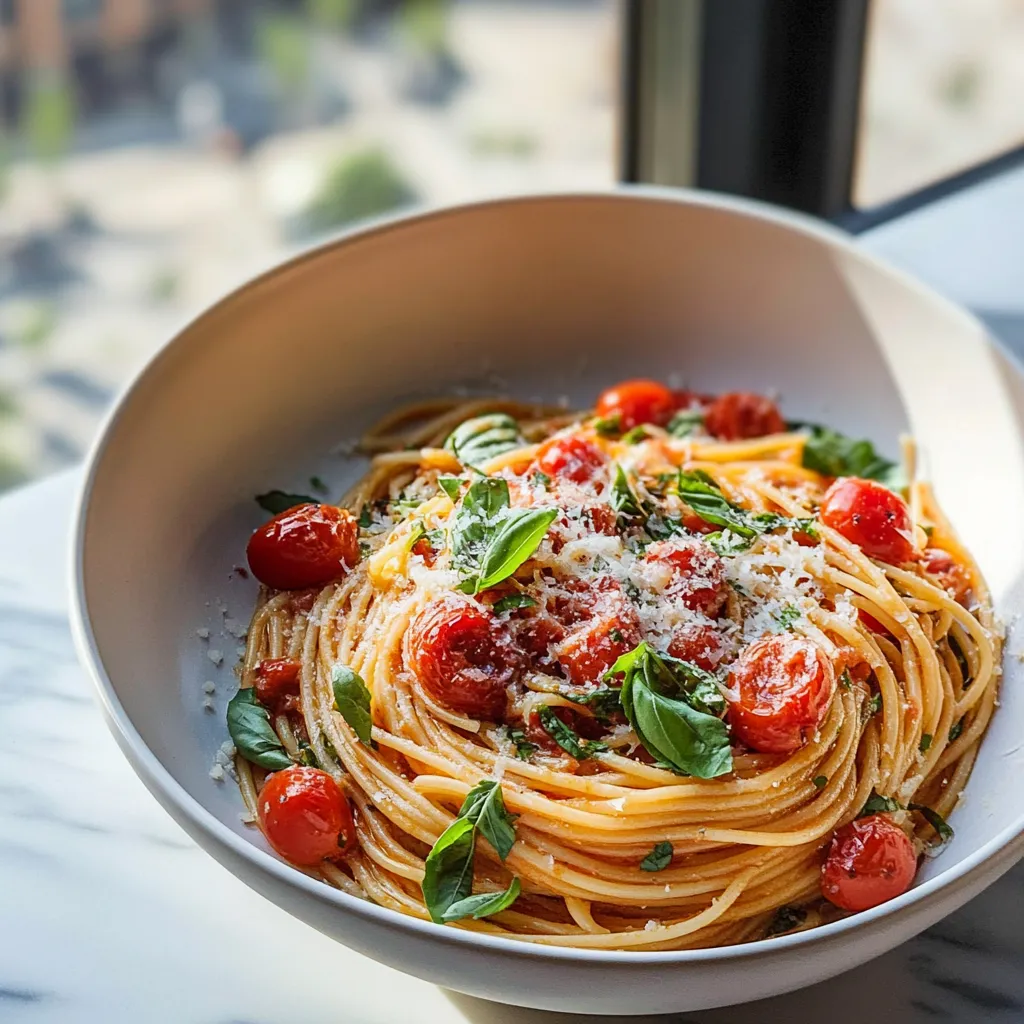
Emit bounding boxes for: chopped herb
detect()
[706,530,754,556]
[919,734,933,753]
[860,790,903,816]
[331,665,374,746]
[773,605,802,632]
[297,741,320,768]
[530,470,551,490]
[621,425,649,444]
[357,504,373,528]
[813,775,828,789]
[798,424,903,488]
[504,726,538,760]
[640,841,673,872]
[949,634,971,688]
[667,408,704,438]
[863,692,883,719]
[256,490,318,515]
[949,716,965,742]
[609,627,625,643]
[564,685,623,723]
[610,463,642,516]
[358,540,372,557]
[445,413,526,469]
[309,475,329,494]
[492,592,537,616]
[226,688,294,770]
[438,476,464,502]
[908,802,955,846]
[537,706,606,760]
[593,415,621,437]
[392,494,424,519]
[766,905,807,937]
[840,669,853,690]
[407,520,428,551]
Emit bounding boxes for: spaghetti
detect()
[226,381,1002,950]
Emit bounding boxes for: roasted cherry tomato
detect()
[727,634,835,754]
[819,478,915,564]
[820,814,917,912]
[595,379,676,430]
[408,595,521,719]
[533,435,608,486]
[552,577,641,686]
[667,623,724,670]
[703,392,786,441]
[643,537,727,617]
[922,547,972,607]
[254,658,302,707]
[258,766,356,866]
[247,504,360,590]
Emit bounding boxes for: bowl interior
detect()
[78,191,1024,920]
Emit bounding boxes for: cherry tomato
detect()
[407,595,522,719]
[533,435,608,486]
[922,548,972,607]
[254,658,301,707]
[820,814,917,912]
[595,379,676,430]
[247,504,360,590]
[552,577,641,686]
[819,478,915,564]
[258,766,356,867]
[667,623,724,670]
[703,392,786,441]
[643,537,727,617]
[859,609,888,634]
[727,634,835,754]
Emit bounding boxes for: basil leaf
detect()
[640,841,673,872]
[357,503,373,528]
[537,706,605,760]
[449,478,510,575]
[705,530,754,556]
[611,463,642,516]
[593,415,621,437]
[407,520,427,550]
[813,775,828,789]
[256,490,318,515]
[949,716,965,742]
[530,470,551,489]
[908,802,954,844]
[445,413,525,468]
[621,426,649,444]
[668,408,703,438]
[773,605,802,632]
[564,685,622,722]
[492,592,537,615]
[332,664,373,746]
[919,734,933,753]
[864,692,882,719]
[766,905,807,937]
[459,781,517,861]
[470,507,558,593]
[441,877,521,922]
[422,817,476,923]
[840,669,853,690]
[438,476,464,502]
[676,471,758,537]
[504,726,537,761]
[860,790,903,816]
[226,688,293,770]
[659,655,727,717]
[799,425,902,488]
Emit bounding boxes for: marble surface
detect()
[1,473,1023,1024]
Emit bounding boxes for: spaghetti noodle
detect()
[226,381,1001,950]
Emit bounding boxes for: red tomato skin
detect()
[407,595,522,720]
[595,379,676,430]
[643,537,727,617]
[247,504,360,590]
[922,548,972,606]
[258,766,356,866]
[667,623,724,670]
[859,609,888,634]
[552,577,641,686]
[820,815,917,912]
[819,478,915,564]
[533,435,608,486]
[254,658,302,707]
[703,392,786,440]
[728,634,835,754]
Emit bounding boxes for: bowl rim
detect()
[69,185,1024,965]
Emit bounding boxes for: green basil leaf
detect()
[503,726,538,761]
[676,471,758,537]
[864,692,883,720]
[459,780,517,861]
[471,507,558,593]
[564,685,622,723]
[860,790,903,816]
[593,415,621,438]
[357,503,373,528]
[256,490,318,515]
[422,817,476,923]
[445,413,526,468]
[919,734,933,753]
[799,425,902,488]
[530,470,551,489]
[621,426,649,444]
[705,530,754,556]
[908,802,954,844]
[441,877,521,922]
[611,463,642,516]
[658,654,727,717]
[949,716,965,742]
[813,775,828,789]
[407,520,427,550]
[492,592,537,615]
[640,841,673,872]
[766,905,807,937]
[438,476,464,502]
[773,605,802,632]
[537,705,605,760]
[332,664,373,746]
[840,669,853,690]
[226,688,293,770]
[449,478,510,576]
[668,408,703,438]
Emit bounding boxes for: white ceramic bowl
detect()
[71,190,1024,1016]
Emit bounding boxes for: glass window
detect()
[854,0,1024,207]
[0,0,617,491]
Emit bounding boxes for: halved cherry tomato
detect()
[922,548,972,607]
[552,577,641,686]
[407,595,521,720]
[819,478,915,564]
[727,634,835,754]
[258,766,356,866]
[643,537,727,617]
[247,504,360,590]
[667,623,724,670]
[703,392,786,441]
[254,658,301,707]
[595,379,676,430]
[820,814,917,912]
[533,435,607,486]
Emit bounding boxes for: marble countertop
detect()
[2,472,1023,1024]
